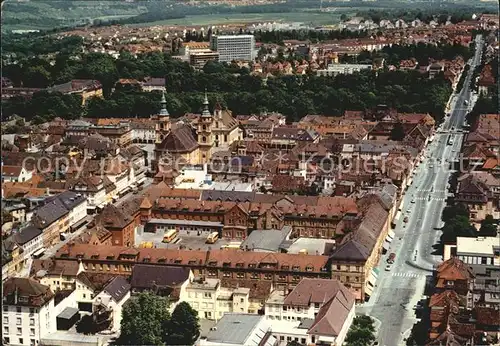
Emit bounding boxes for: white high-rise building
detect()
[210,35,255,62]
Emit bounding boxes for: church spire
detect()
[201,89,211,117]
[159,91,169,116]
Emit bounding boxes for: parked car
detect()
[403,216,409,223]
[387,253,396,264]
[385,264,392,271]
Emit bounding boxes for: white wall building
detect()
[210,35,255,62]
[1,165,33,183]
[2,278,57,346]
[92,276,131,332]
[180,277,259,320]
[316,63,372,77]
[264,278,356,346]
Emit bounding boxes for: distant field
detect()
[129,10,364,27]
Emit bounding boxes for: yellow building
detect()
[212,105,243,151]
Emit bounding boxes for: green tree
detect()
[441,204,469,223]
[24,65,51,88]
[165,302,200,346]
[118,292,171,345]
[345,315,376,346]
[478,215,498,237]
[390,122,406,141]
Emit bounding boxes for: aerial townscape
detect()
[1,1,499,346]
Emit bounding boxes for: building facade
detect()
[210,35,255,62]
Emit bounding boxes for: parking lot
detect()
[135,226,235,251]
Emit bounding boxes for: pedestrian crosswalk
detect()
[392,272,424,278]
[412,197,447,201]
[417,189,448,193]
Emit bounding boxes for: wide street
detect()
[359,35,484,346]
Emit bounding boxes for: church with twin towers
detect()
[153,91,243,171]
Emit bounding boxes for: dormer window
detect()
[292,265,300,271]
[174,259,182,264]
[236,263,244,268]
[208,261,217,266]
[305,266,313,272]
[91,254,99,259]
[248,263,256,268]
[106,255,115,260]
[223,262,231,268]
[143,258,151,263]
[158,258,166,263]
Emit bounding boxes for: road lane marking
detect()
[391,272,423,278]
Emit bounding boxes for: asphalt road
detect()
[360,35,483,346]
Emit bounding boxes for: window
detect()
[204,293,212,298]
[240,298,244,303]
[16,318,22,325]
[29,319,34,326]
[19,338,24,344]
[280,336,285,341]
[30,339,36,346]
[314,303,320,308]
[16,307,22,314]
[30,329,35,336]
[265,274,272,280]
[3,326,8,334]
[301,338,306,344]
[29,308,34,314]
[17,327,22,335]
[287,336,292,342]
[3,306,7,312]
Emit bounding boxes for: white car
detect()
[385,264,392,271]
[411,200,415,203]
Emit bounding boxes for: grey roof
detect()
[13,226,42,245]
[148,219,223,227]
[103,276,130,303]
[32,191,86,228]
[201,190,255,202]
[240,227,291,252]
[330,240,370,261]
[131,265,190,290]
[57,307,79,320]
[206,313,265,345]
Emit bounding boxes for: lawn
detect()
[129,9,362,28]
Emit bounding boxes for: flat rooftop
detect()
[205,313,263,345]
[457,236,500,256]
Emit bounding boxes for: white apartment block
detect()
[180,277,253,320]
[2,278,57,346]
[210,35,255,62]
[316,63,372,77]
